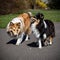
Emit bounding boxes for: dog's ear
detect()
[40,13,44,20]
[27,12,33,18]
[10,22,14,26]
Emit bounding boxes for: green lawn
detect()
[0,9,60,28]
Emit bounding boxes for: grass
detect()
[0,9,60,28]
[28,9,60,22]
[0,14,19,28]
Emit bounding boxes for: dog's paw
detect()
[50,42,53,45]
[25,35,30,41]
[38,46,42,49]
[16,38,22,45]
[16,43,20,46]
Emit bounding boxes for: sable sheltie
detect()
[6,12,32,45]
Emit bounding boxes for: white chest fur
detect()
[31,22,47,40]
[31,23,40,38]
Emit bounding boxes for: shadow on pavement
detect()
[6,35,26,45]
[27,42,39,47]
[7,39,17,45]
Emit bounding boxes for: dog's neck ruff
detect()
[43,20,47,28]
[31,23,40,38]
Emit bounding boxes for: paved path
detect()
[0,23,60,60]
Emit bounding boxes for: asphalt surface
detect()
[0,22,60,60]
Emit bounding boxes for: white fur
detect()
[31,23,42,48]
[28,12,32,17]
[12,17,25,31]
[6,22,10,32]
[7,17,25,45]
[11,17,22,23]
[16,32,25,45]
[7,17,25,32]
[31,20,47,49]
[38,39,42,48]
[31,23,40,38]
[43,33,47,39]
[43,21,47,28]
[50,41,52,45]
[25,35,29,41]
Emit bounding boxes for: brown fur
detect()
[18,13,31,35]
[7,13,31,37]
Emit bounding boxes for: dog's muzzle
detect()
[7,31,18,38]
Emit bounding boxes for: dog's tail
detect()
[27,12,33,18]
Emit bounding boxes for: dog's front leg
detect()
[25,34,30,41]
[16,32,25,45]
[38,39,42,48]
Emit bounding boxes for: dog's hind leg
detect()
[49,36,53,45]
[25,34,29,41]
[25,28,31,41]
[38,39,42,48]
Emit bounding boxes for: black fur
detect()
[35,13,55,37]
[35,13,44,20]
[35,12,55,46]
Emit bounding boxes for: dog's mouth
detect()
[7,31,19,38]
[7,31,12,36]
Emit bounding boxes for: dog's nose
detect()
[14,35,17,37]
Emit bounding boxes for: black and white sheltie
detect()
[31,12,55,48]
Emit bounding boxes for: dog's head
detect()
[35,12,44,20]
[7,22,21,37]
[31,17,40,26]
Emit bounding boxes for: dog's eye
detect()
[10,22,14,26]
[17,30,18,31]
[17,23,20,26]
[13,29,15,31]
[18,26,20,28]
[10,31,12,32]
[13,28,15,31]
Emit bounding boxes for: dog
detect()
[31,12,55,48]
[6,12,32,45]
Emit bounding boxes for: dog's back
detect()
[45,19,55,37]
